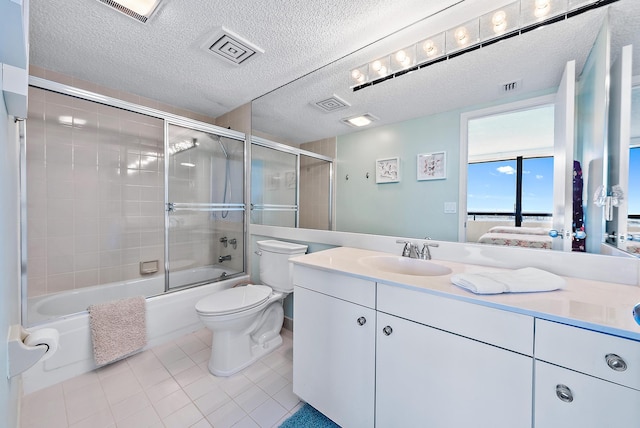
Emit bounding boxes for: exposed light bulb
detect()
[423,40,438,57]
[492,10,507,33]
[371,60,382,71]
[401,56,411,67]
[378,65,387,76]
[454,26,469,46]
[395,50,407,62]
[351,69,361,80]
[534,0,551,18]
[357,73,365,83]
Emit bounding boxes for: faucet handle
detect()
[424,237,439,247]
[396,240,411,257]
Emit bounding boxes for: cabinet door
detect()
[535,361,640,428]
[293,286,376,428]
[376,312,533,428]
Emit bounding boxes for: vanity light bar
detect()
[350,0,618,91]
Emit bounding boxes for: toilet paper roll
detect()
[24,328,60,361]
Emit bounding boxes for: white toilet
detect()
[195,240,308,376]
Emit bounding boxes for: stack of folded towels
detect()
[450,267,565,295]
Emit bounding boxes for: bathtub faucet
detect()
[219,255,232,263]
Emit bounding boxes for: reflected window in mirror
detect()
[628,145,640,251]
[465,104,555,249]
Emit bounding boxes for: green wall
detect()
[336,110,461,241]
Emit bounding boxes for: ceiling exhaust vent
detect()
[501,79,522,94]
[96,0,159,23]
[204,27,264,65]
[313,95,351,113]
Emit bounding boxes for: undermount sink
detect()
[359,255,452,276]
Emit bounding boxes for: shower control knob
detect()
[357,317,366,326]
[382,326,393,336]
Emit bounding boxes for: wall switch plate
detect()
[444,202,457,214]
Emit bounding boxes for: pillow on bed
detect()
[487,226,550,236]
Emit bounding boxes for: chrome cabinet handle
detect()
[605,353,628,372]
[556,384,573,403]
[382,326,393,336]
[357,317,366,326]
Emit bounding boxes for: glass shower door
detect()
[251,144,298,226]
[166,123,245,290]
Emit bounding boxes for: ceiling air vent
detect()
[204,27,264,65]
[501,79,522,94]
[313,95,351,113]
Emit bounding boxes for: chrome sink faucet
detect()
[396,239,439,260]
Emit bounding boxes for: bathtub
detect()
[22,267,249,394]
[27,266,236,325]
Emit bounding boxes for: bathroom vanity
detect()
[290,247,640,428]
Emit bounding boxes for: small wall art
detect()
[285,171,296,189]
[376,157,400,183]
[417,151,446,181]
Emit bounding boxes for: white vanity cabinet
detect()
[376,284,534,428]
[290,257,640,428]
[533,319,640,427]
[292,265,376,428]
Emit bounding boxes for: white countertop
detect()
[290,247,640,341]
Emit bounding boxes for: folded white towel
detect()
[450,267,565,295]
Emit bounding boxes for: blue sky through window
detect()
[468,157,553,213]
[629,147,640,215]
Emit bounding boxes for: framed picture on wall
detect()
[285,171,296,189]
[376,157,400,183]
[417,151,446,181]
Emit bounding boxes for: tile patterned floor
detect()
[21,329,303,428]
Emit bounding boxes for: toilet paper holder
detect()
[7,324,58,378]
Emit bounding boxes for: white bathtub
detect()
[27,266,235,325]
[22,268,249,394]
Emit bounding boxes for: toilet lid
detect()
[196,284,272,315]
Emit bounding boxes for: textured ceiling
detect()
[253,0,640,144]
[29,0,640,144]
[29,0,464,117]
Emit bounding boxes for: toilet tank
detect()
[257,240,308,293]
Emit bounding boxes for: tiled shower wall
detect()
[26,87,166,298]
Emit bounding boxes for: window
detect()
[468,156,554,224]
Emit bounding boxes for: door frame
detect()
[458,94,556,242]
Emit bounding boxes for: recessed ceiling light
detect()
[341,113,379,127]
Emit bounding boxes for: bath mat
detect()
[88,296,147,366]
[279,403,340,428]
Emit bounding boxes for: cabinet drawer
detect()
[535,319,640,390]
[377,283,534,355]
[534,361,640,428]
[293,265,376,308]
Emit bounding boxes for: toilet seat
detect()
[196,284,272,316]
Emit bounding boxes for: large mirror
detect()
[251,0,640,256]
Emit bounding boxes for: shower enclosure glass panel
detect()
[299,154,332,230]
[166,123,245,289]
[251,144,298,227]
[25,87,165,324]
